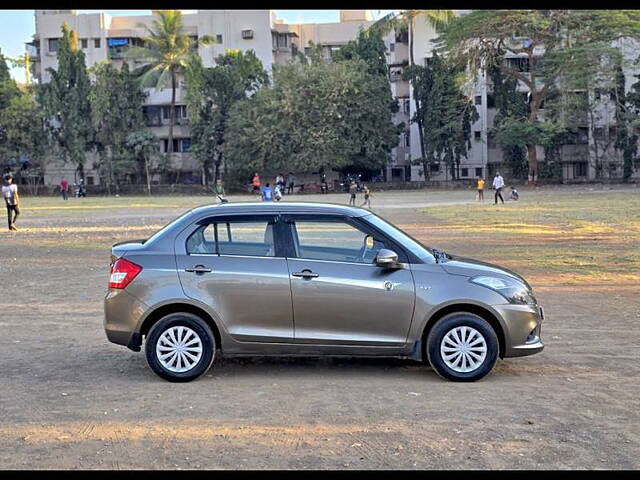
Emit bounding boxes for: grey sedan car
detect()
[105,202,544,382]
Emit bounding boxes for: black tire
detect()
[145,312,215,382]
[426,312,499,382]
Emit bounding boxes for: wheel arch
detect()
[138,303,222,351]
[421,303,506,359]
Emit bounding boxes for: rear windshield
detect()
[144,210,194,246]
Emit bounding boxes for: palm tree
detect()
[126,10,215,172]
[373,10,455,167]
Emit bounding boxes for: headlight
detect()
[470,276,537,305]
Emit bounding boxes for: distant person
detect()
[360,185,372,209]
[286,172,296,195]
[213,179,227,203]
[275,173,284,193]
[261,183,273,202]
[348,181,357,206]
[492,171,505,204]
[75,178,86,198]
[476,176,485,202]
[509,185,519,201]
[251,173,261,197]
[2,173,20,231]
[60,177,69,201]
[274,183,283,202]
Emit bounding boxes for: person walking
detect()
[360,185,372,209]
[261,183,274,202]
[251,172,261,197]
[348,181,357,206]
[2,173,20,231]
[286,172,296,195]
[60,176,69,201]
[493,171,505,204]
[476,176,485,202]
[275,173,284,193]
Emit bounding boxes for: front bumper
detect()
[494,304,545,358]
[104,288,148,350]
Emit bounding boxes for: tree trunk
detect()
[409,20,428,176]
[527,144,538,183]
[169,69,176,184]
[145,157,151,196]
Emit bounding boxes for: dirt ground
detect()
[0,185,639,469]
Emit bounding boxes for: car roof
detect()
[190,202,371,218]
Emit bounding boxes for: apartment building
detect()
[27,9,380,186]
[27,9,638,187]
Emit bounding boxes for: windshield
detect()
[363,213,436,264]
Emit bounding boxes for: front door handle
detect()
[292,270,319,278]
[185,265,212,274]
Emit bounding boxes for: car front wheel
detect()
[426,313,499,382]
[145,312,215,382]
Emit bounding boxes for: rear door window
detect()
[186,216,279,257]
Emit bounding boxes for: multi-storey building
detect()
[27,9,384,186]
[26,9,640,187]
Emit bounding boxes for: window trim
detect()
[186,214,285,258]
[280,214,411,264]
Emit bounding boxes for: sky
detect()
[0,9,396,83]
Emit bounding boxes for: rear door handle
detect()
[292,270,319,278]
[185,265,212,274]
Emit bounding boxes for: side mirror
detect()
[375,248,399,268]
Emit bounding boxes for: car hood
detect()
[440,255,531,289]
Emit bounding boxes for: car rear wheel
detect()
[426,313,499,382]
[145,313,215,382]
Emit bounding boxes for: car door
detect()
[174,214,294,343]
[282,214,416,346]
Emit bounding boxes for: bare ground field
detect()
[0,185,639,469]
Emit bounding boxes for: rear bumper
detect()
[104,289,148,351]
[494,304,545,358]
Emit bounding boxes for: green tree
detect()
[437,9,640,183]
[89,61,147,193]
[405,53,478,180]
[489,65,530,179]
[375,10,455,163]
[0,49,20,110]
[126,10,215,162]
[0,90,48,193]
[185,50,268,185]
[39,23,92,181]
[125,129,159,195]
[225,58,398,178]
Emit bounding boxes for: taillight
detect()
[109,258,142,289]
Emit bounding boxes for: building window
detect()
[574,162,587,178]
[162,138,191,153]
[487,94,495,108]
[474,131,482,141]
[475,95,482,105]
[162,105,187,120]
[403,99,410,114]
[86,176,95,185]
[94,38,101,48]
[405,131,410,147]
[181,138,192,152]
[389,43,395,52]
[461,168,469,177]
[475,167,483,177]
[242,29,253,40]
[594,127,605,139]
[430,163,440,173]
[48,38,59,53]
[216,34,223,44]
[488,134,497,149]
[81,38,88,49]
[143,106,162,127]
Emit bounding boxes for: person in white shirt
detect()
[2,173,20,231]
[492,172,505,204]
